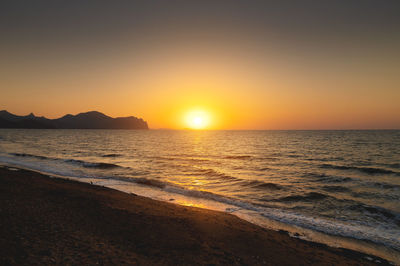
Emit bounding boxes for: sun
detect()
[185,110,211,130]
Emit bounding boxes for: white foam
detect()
[0,155,101,180]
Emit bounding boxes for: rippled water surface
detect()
[0,129,399,258]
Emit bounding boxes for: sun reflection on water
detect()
[176,200,207,208]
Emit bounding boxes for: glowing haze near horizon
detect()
[1,1,399,130]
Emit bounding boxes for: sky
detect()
[1,1,399,129]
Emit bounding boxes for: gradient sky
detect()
[1,1,399,129]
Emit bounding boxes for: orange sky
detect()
[1,1,399,129]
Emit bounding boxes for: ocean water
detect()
[0,129,399,261]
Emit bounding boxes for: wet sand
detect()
[0,166,388,265]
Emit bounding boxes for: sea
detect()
[0,129,399,263]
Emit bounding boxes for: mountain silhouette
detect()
[0,110,148,129]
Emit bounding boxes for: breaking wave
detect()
[64,159,121,169]
[9,153,122,170]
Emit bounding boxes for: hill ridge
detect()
[0,111,148,129]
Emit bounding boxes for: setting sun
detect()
[185,110,211,130]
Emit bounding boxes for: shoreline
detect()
[0,165,391,265]
[1,161,398,264]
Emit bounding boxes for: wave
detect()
[134,177,166,188]
[349,204,400,224]
[245,180,282,190]
[63,159,121,169]
[258,157,279,161]
[184,169,283,190]
[101,153,121,158]
[258,167,271,171]
[10,153,49,160]
[308,172,399,190]
[9,152,122,170]
[320,164,400,176]
[321,185,350,193]
[223,155,253,160]
[275,192,329,202]
[304,158,333,162]
[304,172,353,183]
[387,163,400,169]
[194,167,238,181]
[370,182,400,190]
[151,156,211,163]
[151,156,175,161]
[351,191,399,202]
[287,154,301,158]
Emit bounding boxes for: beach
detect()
[0,166,388,265]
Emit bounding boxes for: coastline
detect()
[0,165,390,265]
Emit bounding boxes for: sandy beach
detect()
[0,165,389,265]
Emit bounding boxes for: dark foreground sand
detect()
[0,166,388,265]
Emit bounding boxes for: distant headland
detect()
[0,110,148,129]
